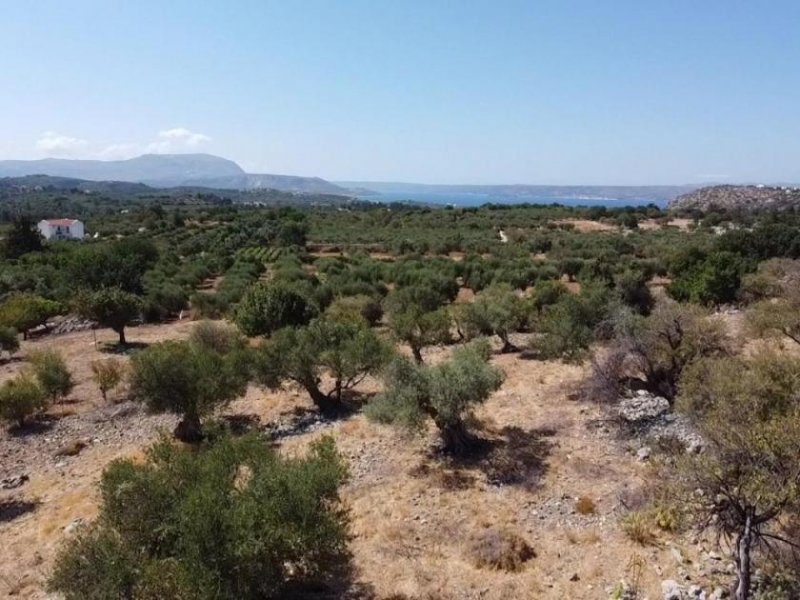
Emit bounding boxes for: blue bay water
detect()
[358,191,665,209]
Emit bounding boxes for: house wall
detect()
[37,221,85,240]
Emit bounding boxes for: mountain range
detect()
[0,154,352,195]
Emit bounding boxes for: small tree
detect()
[4,214,43,258]
[673,353,800,600]
[235,282,317,336]
[390,306,452,363]
[129,340,249,441]
[0,372,47,429]
[586,303,730,402]
[461,285,529,352]
[188,320,246,355]
[386,286,452,363]
[29,349,74,403]
[0,293,61,340]
[48,433,349,599]
[366,340,504,454]
[76,288,142,345]
[255,318,393,413]
[90,358,125,402]
[0,326,20,360]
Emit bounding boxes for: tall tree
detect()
[4,215,43,259]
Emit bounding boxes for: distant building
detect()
[37,219,85,241]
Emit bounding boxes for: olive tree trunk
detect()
[734,514,753,600]
[174,412,203,443]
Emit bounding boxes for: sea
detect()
[357,191,666,209]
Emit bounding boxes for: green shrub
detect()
[75,287,142,345]
[255,318,393,413]
[0,372,47,428]
[29,349,74,403]
[48,433,349,600]
[188,320,246,355]
[367,340,503,454]
[0,293,61,339]
[460,284,529,352]
[235,282,317,336]
[325,294,382,327]
[0,326,20,359]
[129,340,249,441]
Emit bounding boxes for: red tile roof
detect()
[44,219,79,226]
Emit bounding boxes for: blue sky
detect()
[1,1,798,184]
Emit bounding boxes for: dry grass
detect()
[0,321,716,599]
[467,528,536,572]
[575,496,596,515]
[620,512,657,546]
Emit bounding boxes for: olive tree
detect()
[129,340,249,441]
[366,340,504,454]
[29,349,74,403]
[459,284,529,352]
[255,318,392,413]
[385,286,452,363]
[0,372,47,429]
[0,293,61,340]
[48,433,350,600]
[75,288,142,345]
[235,282,317,336]
[673,352,800,600]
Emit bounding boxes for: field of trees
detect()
[2,182,800,599]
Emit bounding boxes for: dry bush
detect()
[467,528,536,571]
[575,496,596,515]
[620,511,656,545]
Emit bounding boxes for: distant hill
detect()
[180,173,350,195]
[0,154,352,195]
[669,185,800,212]
[336,181,699,205]
[0,175,353,221]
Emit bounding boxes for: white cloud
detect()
[35,127,212,159]
[36,131,89,157]
[146,128,212,153]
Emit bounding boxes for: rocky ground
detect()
[0,325,737,599]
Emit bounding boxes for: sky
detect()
[1,1,799,185]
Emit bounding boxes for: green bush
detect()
[367,340,503,454]
[188,320,246,355]
[0,372,47,428]
[29,349,74,403]
[48,433,350,600]
[460,284,529,351]
[255,318,393,413]
[129,340,250,441]
[0,326,20,359]
[0,293,61,339]
[235,282,318,336]
[530,296,595,362]
[75,288,142,345]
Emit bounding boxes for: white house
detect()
[37,219,85,241]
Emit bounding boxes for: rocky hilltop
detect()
[669,184,800,212]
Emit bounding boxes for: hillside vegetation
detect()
[0,187,799,599]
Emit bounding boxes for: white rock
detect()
[662,580,683,600]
